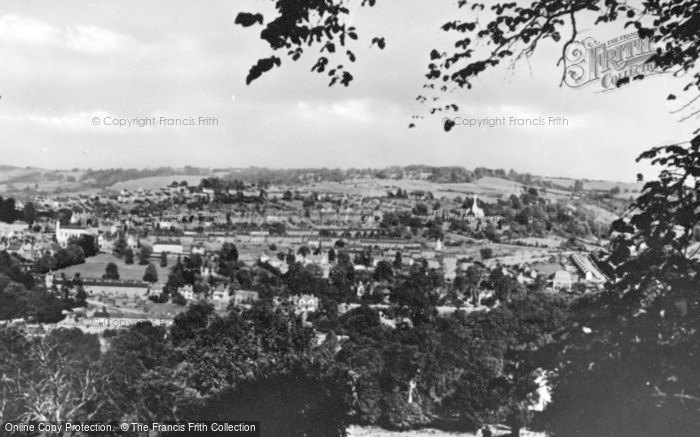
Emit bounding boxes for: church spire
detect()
[469,193,484,219]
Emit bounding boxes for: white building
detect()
[469,194,485,219]
[250,231,270,243]
[0,220,29,237]
[55,221,95,247]
[191,244,206,255]
[292,294,319,313]
[570,253,607,283]
[552,270,573,290]
[152,240,184,254]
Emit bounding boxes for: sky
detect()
[0,0,698,181]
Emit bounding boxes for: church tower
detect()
[470,194,485,219]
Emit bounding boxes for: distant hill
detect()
[542,177,644,192]
[0,164,643,198]
[81,168,183,187]
[111,175,211,191]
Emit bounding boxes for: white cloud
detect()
[66,25,131,54]
[0,14,131,54]
[296,99,375,124]
[0,15,59,44]
[27,112,92,129]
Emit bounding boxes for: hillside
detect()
[110,175,212,191]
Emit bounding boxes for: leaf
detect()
[371,37,386,49]
[311,57,329,73]
[340,71,353,86]
[245,57,279,85]
[235,12,263,27]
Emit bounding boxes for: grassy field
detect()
[315,177,577,204]
[56,253,171,282]
[0,167,88,192]
[543,177,644,192]
[110,175,211,191]
[308,177,526,203]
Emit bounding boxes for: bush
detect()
[138,246,152,265]
[148,293,169,304]
[143,263,158,283]
[380,392,432,430]
[171,293,187,306]
[103,262,119,280]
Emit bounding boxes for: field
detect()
[542,177,644,190]
[0,167,87,194]
[55,253,171,282]
[308,177,527,203]
[110,174,212,191]
[309,177,577,204]
[0,166,227,196]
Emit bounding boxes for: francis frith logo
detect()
[564,31,660,89]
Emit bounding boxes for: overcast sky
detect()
[0,0,697,181]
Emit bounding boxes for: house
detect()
[210,285,231,306]
[191,244,206,255]
[232,289,259,306]
[292,294,319,313]
[0,220,29,237]
[427,260,440,270]
[16,241,36,260]
[97,234,115,253]
[179,284,195,301]
[443,257,458,281]
[552,270,573,290]
[81,279,154,298]
[266,258,289,274]
[153,240,184,254]
[126,234,138,250]
[250,231,270,243]
[570,253,607,283]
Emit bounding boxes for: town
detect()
[0,165,638,340]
